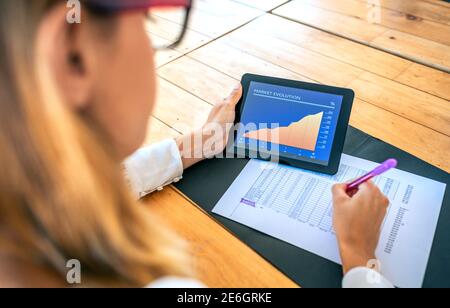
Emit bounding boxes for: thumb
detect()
[332,183,350,202]
[225,84,243,107]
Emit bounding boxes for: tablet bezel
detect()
[228,73,354,175]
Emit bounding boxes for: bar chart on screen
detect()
[244,112,324,151]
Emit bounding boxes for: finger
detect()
[345,177,360,184]
[357,181,376,195]
[365,182,386,202]
[361,180,376,190]
[225,84,243,107]
[353,181,377,202]
[380,194,390,208]
[332,183,351,202]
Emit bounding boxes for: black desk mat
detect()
[174,127,450,288]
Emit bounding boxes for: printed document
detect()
[212,154,446,288]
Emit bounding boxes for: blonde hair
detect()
[0,0,190,286]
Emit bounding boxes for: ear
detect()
[35,4,94,110]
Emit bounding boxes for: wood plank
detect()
[146,15,213,68]
[189,42,315,82]
[241,14,411,80]
[154,0,263,38]
[154,78,212,133]
[371,30,450,71]
[216,34,363,87]
[144,117,181,146]
[154,48,183,68]
[146,16,212,53]
[142,1,450,288]
[231,0,289,11]
[244,14,449,101]
[297,0,450,45]
[395,63,450,101]
[209,26,449,136]
[348,72,450,135]
[422,0,450,9]
[145,187,298,288]
[159,57,239,104]
[157,53,450,171]
[356,0,450,25]
[273,0,450,71]
[350,98,450,172]
[274,1,388,42]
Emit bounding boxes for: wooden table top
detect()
[143,0,450,287]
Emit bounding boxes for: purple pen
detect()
[346,159,398,194]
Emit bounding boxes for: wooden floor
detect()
[142,0,450,287]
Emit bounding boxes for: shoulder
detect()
[0,255,65,288]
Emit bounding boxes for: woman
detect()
[0,0,392,288]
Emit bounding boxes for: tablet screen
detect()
[236,81,344,166]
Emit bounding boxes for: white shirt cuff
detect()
[342,267,395,288]
[147,277,205,288]
[123,139,184,199]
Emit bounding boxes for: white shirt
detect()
[124,139,184,199]
[124,139,394,289]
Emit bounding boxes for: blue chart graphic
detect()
[237,81,343,165]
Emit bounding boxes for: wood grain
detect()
[273,0,450,71]
[371,30,450,71]
[275,0,388,42]
[157,0,263,38]
[241,14,450,102]
[146,16,212,54]
[222,28,364,87]
[148,0,267,67]
[145,187,299,288]
[144,117,181,146]
[142,1,450,287]
[355,0,450,25]
[348,72,450,135]
[395,63,450,101]
[159,51,450,171]
[421,0,450,9]
[231,0,289,11]
[298,0,450,45]
[193,28,449,136]
[154,77,212,133]
[158,56,239,104]
[188,41,315,82]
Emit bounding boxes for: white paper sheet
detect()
[212,154,447,288]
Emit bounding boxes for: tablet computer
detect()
[227,74,354,175]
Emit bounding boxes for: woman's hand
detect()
[332,181,390,274]
[176,85,243,169]
[201,85,243,157]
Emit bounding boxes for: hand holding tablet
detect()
[227,74,355,175]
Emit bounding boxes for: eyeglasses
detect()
[85,0,193,50]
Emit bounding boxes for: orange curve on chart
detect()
[244,112,324,151]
